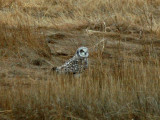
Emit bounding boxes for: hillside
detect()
[0,0,160,119]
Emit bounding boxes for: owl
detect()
[52,47,89,74]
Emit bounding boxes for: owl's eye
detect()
[80,49,84,53]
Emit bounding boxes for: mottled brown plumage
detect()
[52,47,89,74]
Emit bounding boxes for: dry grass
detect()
[0,0,160,119]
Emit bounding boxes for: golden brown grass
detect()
[0,0,160,119]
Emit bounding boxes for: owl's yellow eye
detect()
[80,49,84,53]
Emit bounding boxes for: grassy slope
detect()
[0,0,160,119]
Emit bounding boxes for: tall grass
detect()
[0,59,160,119]
[0,0,160,31]
[0,0,160,119]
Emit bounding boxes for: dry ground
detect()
[0,0,160,119]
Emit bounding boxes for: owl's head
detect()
[76,47,89,58]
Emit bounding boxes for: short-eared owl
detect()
[52,47,89,74]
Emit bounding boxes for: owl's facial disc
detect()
[77,47,89,58]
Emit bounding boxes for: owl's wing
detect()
[55,57,88,74]
[56,57,79,74]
